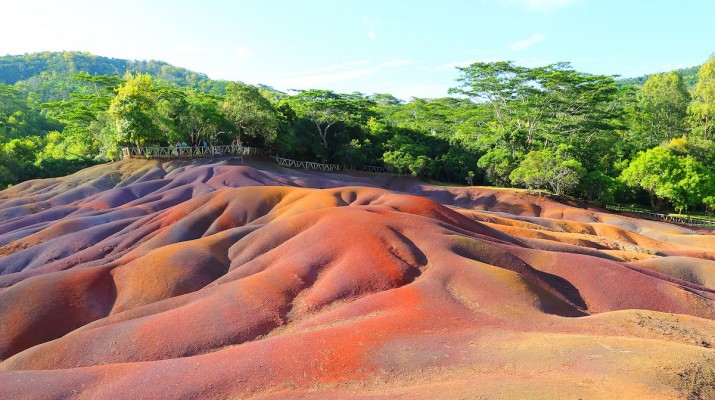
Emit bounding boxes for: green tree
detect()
[0,84,58,141]
[477,148,517,187]
[154,85,189,144]
[636,72,690,147]
[108,73,165,146]
[579,170,617,206]
[222,82,282,147]
[89,111,121,160]
[382,129,437,176]
[620,146,715,212]
[620,147,679,211]
[670,156,715,213]
[290,90,375,153]
[689,56,715,140]
[670,135,715,167]
[449,61,623,189]
[510,146,585,195]
[449,61,620,154]
[40,74,122,159]
[185,91,228,145]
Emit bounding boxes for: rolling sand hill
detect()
[0,158,713,399]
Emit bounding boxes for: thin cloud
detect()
[362,17,379,40]
[509,33,546,51]
[278,68,380,88]
[388,84,450,101]
[436,60,475,70]
[235,46,251,58]
[499,0,575,12]
[171,42,203,55]
[278,58,414,90]
[318,60,371,72]
[379,59,413,68]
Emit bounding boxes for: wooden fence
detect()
[122,145,264,159]
[272,156,341,172]
[357,165,387,173]
[121,146,393,175]
[605,204,715,228]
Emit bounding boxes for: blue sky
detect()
[2,0,714,99]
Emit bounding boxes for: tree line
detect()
[2,52,715,214]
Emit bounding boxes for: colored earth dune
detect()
[0,158,713,399]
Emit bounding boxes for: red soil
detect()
[0,158,713,399]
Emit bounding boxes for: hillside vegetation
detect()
[1,51,715,214]
[0,51,229,97]
[617,64,701,88]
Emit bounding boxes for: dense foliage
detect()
[2,51,714,213]
[617,64,700,89]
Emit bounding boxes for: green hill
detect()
[0,51,229,102]
[618,64,700,88]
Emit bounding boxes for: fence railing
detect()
[121,146,395,175]
[605,204,715,228]
[272,156,341,172]
[121,145,264,159]
[358,165,387,173]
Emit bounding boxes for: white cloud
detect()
[436,60,475,70]
[171,42,203,55]
[387,84,451,101]
[318,60,371,72]
[275,58,416,90]
[379,59,413,68]
[508,33,546,51]
[499,0,575,12]
[235,46,251,58]
[362,17,379,40]
[277,68,380,88]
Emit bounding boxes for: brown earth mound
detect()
[0,158,713,399]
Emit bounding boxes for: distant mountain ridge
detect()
[0,51,229,100]
[617,64,700,88]
[0,51,208,85]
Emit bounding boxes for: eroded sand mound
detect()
[0,158,713,399]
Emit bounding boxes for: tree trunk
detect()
[705,114,710,140]
[317,126,328,148]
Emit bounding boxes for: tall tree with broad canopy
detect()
[636,71,690,148]
[449,61,621,156]
[185,91,228,146]
[477,148,518,187]
[222,82,281,147]
[509,146,585,196]
[289,90,375,154]
[689,56,715,140]
[41,73,123,159]
[620,146,715,212]
[108,73,166,147]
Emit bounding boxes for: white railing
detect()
[121,146,394,176]
[272,156,341,172]
[605,205,715,228]
[358,165,387,173]
[121,145,264,159]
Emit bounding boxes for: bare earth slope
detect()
[0,158,713,399]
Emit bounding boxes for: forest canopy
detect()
[2,51,715,214]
